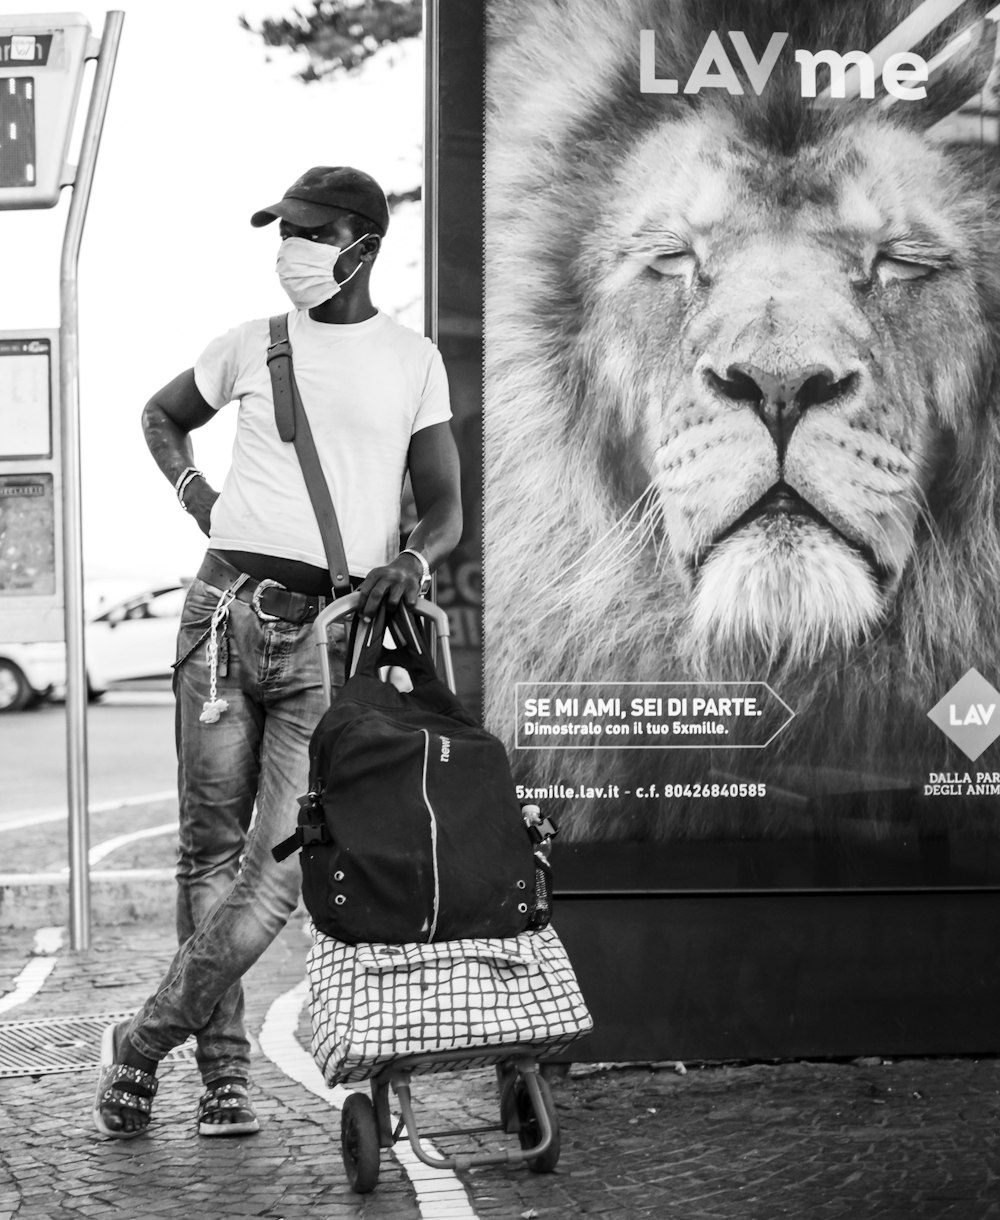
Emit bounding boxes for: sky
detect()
[1,0,424,587]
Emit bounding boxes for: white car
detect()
[0,582,189,712]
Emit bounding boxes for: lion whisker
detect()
[529,487,661,620]
[905,484,949,574]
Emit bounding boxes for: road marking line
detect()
[0,926,66,1016]
[0,791,176,832]
[97,691,176,706]
[2,818,176,882]
[85,822,177,867]
[259,978,479,1220]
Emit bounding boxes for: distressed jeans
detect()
[126,574,343,1084]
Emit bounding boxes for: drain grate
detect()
[0,1012,197,1077]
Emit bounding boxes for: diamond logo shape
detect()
[927,668,1000,761]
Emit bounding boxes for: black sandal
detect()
[92,1022,159,1140]
[197,1081,261,1137]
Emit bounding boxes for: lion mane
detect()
[483,0,1000,840]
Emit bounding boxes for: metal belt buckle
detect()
[251,578,284,622]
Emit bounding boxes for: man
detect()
[93,167,462,1138]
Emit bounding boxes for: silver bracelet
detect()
[174,467,204,510]
[399,547,431,591]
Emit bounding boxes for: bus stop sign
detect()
[0,12,91,209]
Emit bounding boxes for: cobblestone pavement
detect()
[0,922,426,1220]
[1,915,998,1220]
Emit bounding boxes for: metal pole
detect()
[423,0,439,345]
[61,10,124,951]
[423,0,440,619]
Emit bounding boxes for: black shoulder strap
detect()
[267,314,352,597]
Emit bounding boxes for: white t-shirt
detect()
[194,309,452,577]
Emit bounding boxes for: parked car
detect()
[0,581,189,712]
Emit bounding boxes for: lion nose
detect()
[706,362,858,451]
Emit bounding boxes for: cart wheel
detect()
[514,1075,561,1173]
[497,1064,519,1133]
[341,1093,380,1193]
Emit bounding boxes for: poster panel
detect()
[0,472,55,595]
[480,0,1000,885]
[0,337,51,458]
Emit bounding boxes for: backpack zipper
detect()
[419,728,441,940]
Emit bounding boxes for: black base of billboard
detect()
[554,839,1000,891]
[554,893,1000,1062]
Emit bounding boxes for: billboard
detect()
[478,0,1000,881]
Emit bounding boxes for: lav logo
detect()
[440,736,451,763]
[927,669,1000,762]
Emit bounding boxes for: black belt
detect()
[197,553,331,625]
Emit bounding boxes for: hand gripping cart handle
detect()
[314,592,455,700]
[308,594,563,1194]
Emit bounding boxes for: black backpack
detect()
[274,601,546,944]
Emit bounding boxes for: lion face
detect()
[580,112,989,667]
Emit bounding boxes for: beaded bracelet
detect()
[174,467,204,511]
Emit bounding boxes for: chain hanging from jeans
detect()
[200,576,249,724]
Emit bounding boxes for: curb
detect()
[0,870,174,928]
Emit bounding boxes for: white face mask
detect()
[276,233,367,309]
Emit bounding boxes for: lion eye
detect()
[873,253,938,286]
[648,251,697,279]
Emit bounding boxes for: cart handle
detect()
[313,593,455,700]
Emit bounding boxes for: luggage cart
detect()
[313,593,563,1194]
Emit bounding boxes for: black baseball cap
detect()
[250,166,390,234]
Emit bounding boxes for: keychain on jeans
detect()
[200,576,248,724]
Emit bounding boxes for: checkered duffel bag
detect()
[307,923,593,1085]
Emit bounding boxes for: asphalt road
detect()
[0,692,177,823]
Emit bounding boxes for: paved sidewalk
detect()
[0,908,998,1220]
